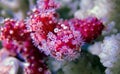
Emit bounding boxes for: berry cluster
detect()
[0,19,50,74]
[69,18,104,42]
[1,19,29,56]
[27,0,104,61]
[0,0,105,74]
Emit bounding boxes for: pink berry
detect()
[46,20,83,60]
[2,40,19,56]
[23,41,50,74]
[0,18,50,74]
[0,19,30,55]
[27,0,104,61]
[45,17,104,60]
[0,18,29,41]
[69,17,105,42]
[24,47,50,74]
[27,8,58,49]
[31,19,83,60]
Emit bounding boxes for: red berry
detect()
[69,17,104,42]
[45,17,104,60]
[22,40,48,74]
[2,40,19,56]
[39,20,83,61]
[26,0,104,61]
[0,18,50,74]
[0,18,29,41]
[27,8,58,50]
[0,19,30,55]
[23,43,50,74]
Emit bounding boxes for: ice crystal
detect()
[89,33,120,74]
[75,0,113,20]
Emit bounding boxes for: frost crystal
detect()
[89,33,120,74]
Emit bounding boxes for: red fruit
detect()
[69,17,104,42]
[2,40,19,56]
[27,8,58,49]
[0,19,32,55]
[0,18,50,74]
[0,19,30,56]
[27,0,104,61]
[45,17,104,60]
[44,20,83,61]
[0,18,29,41]
[25,61,51,74]
[23,42,50,74]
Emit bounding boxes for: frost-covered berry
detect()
[63,17,104,43]
[24,44,50,74]
[27,7,58,47]
[33,20,83,61]
[0,18,29,41]
[0,18,50,74]
[27,0,104,61]
[78,17,104,42]
[2,38,50,74]
[46,21,83,60]
[0,19,30,55]
[2,40,19,56]
[27,0,82,61]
